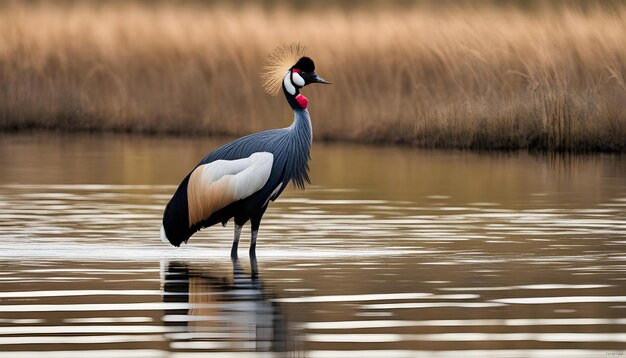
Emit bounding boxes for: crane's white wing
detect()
[186,152,274,227]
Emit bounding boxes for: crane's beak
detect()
[311,72,331,85]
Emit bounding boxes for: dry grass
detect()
[0,3,625,151]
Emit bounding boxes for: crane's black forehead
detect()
[293,57,315,72]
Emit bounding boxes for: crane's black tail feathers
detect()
[161,175,192,247]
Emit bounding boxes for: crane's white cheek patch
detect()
[292,72,305,87]
[283,72,296,95]
[186,152,274,227]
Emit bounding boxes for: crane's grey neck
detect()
[282,109,312,190]
[281,71,312,190]
[289,109,312,144]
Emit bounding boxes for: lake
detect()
[0,132,625,357]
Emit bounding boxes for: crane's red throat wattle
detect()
[295,94,308,109]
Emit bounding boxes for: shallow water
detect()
[0,132,625,357]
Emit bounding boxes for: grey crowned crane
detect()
[161,45,330,257]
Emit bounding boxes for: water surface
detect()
[0,133,625,357]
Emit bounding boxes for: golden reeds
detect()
[0,3,625,151]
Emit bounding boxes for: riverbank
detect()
[0,3,625,151]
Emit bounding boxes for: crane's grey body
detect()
[199,109,312,193]
[161,55,328,257]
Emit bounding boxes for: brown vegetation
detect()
[0,2,625,151]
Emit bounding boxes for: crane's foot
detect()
[231,256,242,272]
[230,238,240,259]
[250,254,259,280]
[249,244,256,258]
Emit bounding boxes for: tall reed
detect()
[0,3,624,151]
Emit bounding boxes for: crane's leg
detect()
[249,206,267,257]
[231,224,242,259]
[250,229,258,258]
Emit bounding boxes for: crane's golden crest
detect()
[261,43,306,96]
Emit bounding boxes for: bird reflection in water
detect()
[161,257,297,354]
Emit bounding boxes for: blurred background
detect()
[1,1,626,357]
[0,0,625,151]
